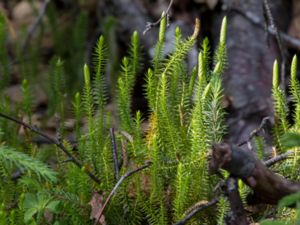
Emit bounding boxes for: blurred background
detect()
[0,0,296,145]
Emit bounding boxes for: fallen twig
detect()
[143,0,174,35]
[94,161,152,225]
[173,197,220,225]
[21,0,51,54]
[264,150,293,167]
[0,112,101,184]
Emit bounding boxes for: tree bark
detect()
[225,178,249,225]
[211,0,291,146]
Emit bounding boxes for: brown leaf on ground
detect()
[4,84,47,108]
[89,192,107,225]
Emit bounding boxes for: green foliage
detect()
[272,60,289,152]
[254,136,265,160]
[82,64,94,131]
[93,35,107,117]
[48,57,65,117]
[271,55,300,177]
[259,191,300,225]
[72,92,82,139]
[0,13,9,90]
[216,197,229,225]
[173,162,189,221]
[117,57,135,131]
[290,56,300,130]
[0,146,57,182]
[47,6,88,92]
[256,55,300,224]
[0,14,231,225]
[281,132,300,149]
[260,221,293,225]
[278,191,300,208]
[21,79,33,123]
[22,192,61,224]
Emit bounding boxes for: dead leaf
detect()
[89,192,107,225]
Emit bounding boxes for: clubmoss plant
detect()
[0,15,238,225]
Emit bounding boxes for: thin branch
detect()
[0,112,101,184]
[263,0,284,59]
[230,8,300,51]
[21,0,51,54]
[94,161,152,225]
[263,0,287,93]
[110,128,119,180]
[264,150,293,167]
[238,117,270,146]
[173,197,220,225]
[143,0,174,35]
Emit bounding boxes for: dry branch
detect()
[143,0,174,35]
[0,112,101,184]
[94,161,152,225]
[264,150,293,167]
[173,197,220,225]
[210,143,300,205]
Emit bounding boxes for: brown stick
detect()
[143,0,174,35]
[0,112,101,184]
[173,197,220,225]
[94,161,152,225]
[264,150,293,167]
